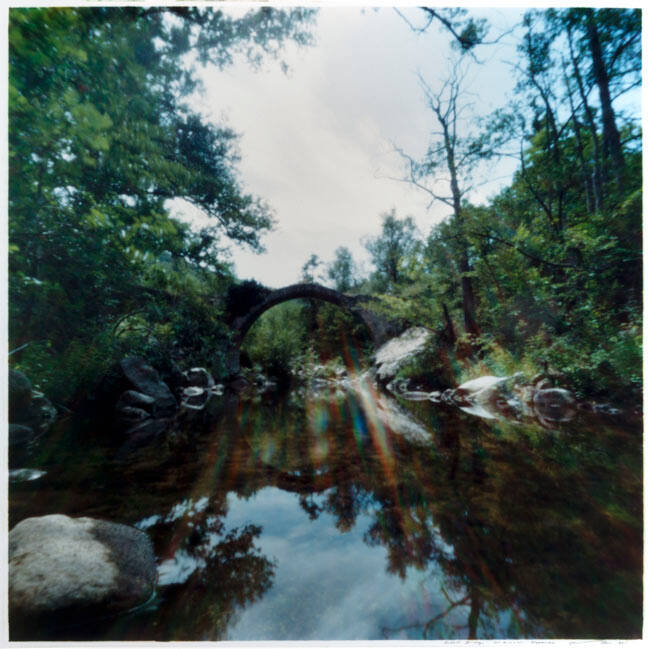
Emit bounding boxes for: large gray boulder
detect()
[373,327,432,384]
[120,356,177,416]
[9,514,156,629]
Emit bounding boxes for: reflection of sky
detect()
[222,486,469,640]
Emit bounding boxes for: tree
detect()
[396,7,488,53]
[552,8,641,193]
[327,247,356,293]
[399,62,492,336]
[8,6,315,395]
[363,210,421,292]
[300,254,324,283]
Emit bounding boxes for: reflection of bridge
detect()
[226,282,405,375]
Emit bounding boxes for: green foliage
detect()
[225,280,272,321]
[241,302,306,384]
[327,247,357,292]
[300,254,324,283]
[363,210,422,292]
[364,9,641,402]
[8,6,642,407]
[242,299,372,383]
[8,6,315,402]
[11,257,236,403]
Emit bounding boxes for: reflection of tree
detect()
[120,504,275,642]
[15,386,640,640]
[248,389,642,639]
[155,523,275,641]
[377,402,641,638]
[381,586,473,639]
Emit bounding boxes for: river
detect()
[8,377,643,640]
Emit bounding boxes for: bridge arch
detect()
[226,282,403,376]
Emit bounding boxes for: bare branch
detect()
[381,592,471,639]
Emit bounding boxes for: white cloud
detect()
[223,487,466,641]
[175,7,524,287]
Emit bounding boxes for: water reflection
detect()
[8,377,642,640]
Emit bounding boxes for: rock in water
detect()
[9,468,46,482]
[120,356,177,416]
[115,390,157,427]
[30,391,58,432]
[9,514,156,631]
[533,388,577,422]
[183,367,215,389]
[454,375,511,405]
[181,386,211,410]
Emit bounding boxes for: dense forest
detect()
[9,6,642,408]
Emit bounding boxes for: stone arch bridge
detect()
[225,282,405,375]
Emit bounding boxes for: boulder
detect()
[116,390,156,411]
[9,369,33,421]
[533,387,577,422]
[115,390,156,427]
[9,514,156,631]
[116,405,150,426]
[447,374,578,425]
[30,391,57,431]
[9,370,57,436]
[456,373,528,399]
[182,367,215,389]
[9,468,47,483]
[373,327,432,384]
[181,386,211,410]
[116,418,173,460]
[9,423,44,469]
[9,423,37,448]
[119,357,177,416]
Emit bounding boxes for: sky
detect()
[169,5,525,288]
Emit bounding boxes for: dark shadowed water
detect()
[8,378,643,640]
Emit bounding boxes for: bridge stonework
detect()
[225,282,404,376]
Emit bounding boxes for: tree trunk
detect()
[460,251,480,337]
[562,58,593,213]
[442,302,457,344]
[566,21,603,210]
[443,116,480,337]
[586,8,625,190]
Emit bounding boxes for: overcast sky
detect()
[169,6,526,288]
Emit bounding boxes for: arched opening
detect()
[239,296,375,387]
[223,282,405,380]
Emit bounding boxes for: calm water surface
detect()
[9,379,643,640]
